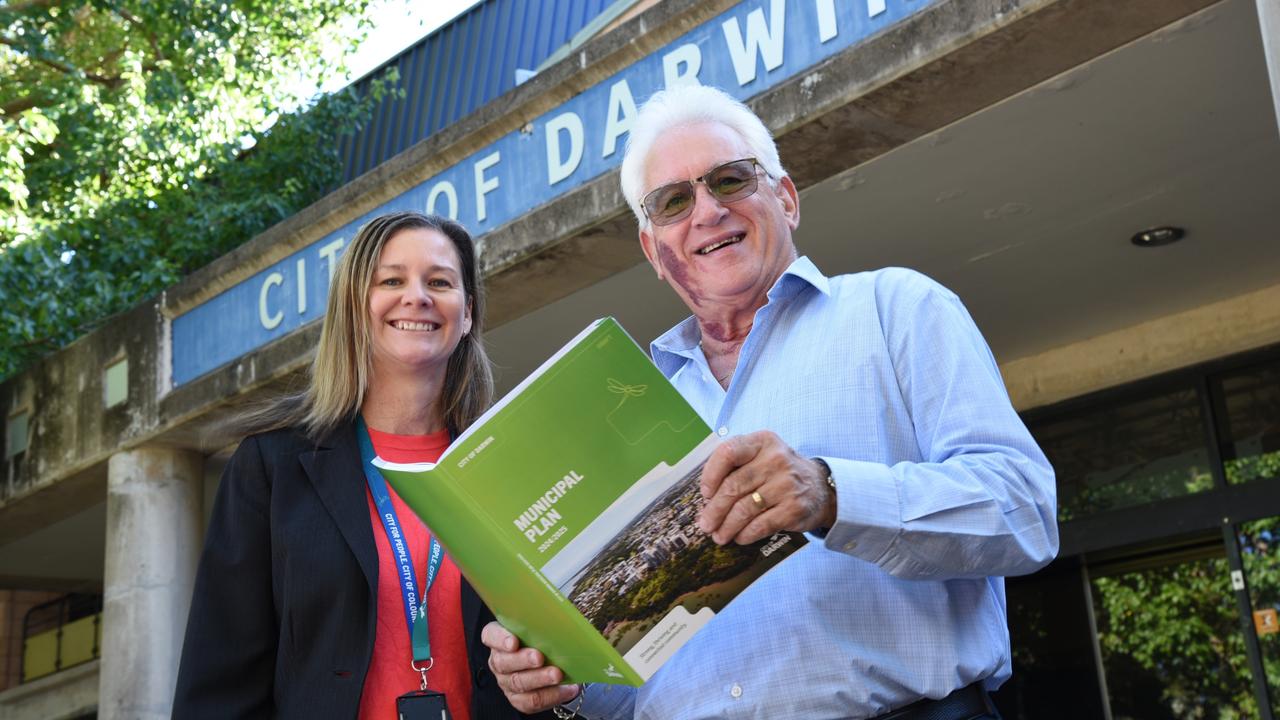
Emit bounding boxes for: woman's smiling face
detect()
[366,227,472,380]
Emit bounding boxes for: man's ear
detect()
[777,175,801,230]
[639,228,664,280]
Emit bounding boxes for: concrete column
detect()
[1261,0,1280,134]
[99,447,202,720]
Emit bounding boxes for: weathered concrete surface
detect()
[1003,281,1280,411]
[0,0,1227,544]
[1,298,160,547]
[0,659,98,720]
[98,448,201,720]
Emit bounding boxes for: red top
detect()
[358,427,473,720]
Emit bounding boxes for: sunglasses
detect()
[641,158,767,227]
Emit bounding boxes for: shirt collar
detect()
[769,255,830,301]
[650,256,830,375]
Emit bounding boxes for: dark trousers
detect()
[872,683,1002,720]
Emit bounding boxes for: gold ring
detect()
[750,491,765,509]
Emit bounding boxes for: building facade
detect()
[2,0,1279,717]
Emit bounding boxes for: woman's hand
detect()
[481,621,581,713]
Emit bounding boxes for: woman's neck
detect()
[360,370,447,435]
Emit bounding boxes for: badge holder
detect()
[359,420,451,719]
[397,658,451,720]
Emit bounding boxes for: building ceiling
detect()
[797,0,1280,362]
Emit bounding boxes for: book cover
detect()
[375,317,805,685]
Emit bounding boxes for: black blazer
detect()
[174,423,546,719]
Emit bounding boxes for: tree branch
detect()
[15,334,60,350]
[1,96,44,117]
[0,36,124,88]
[0,0,56,14]
[113,7,163,59]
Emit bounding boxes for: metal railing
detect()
[20,594,102,683]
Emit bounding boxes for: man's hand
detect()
[698,430,836,544]
[482,622,581,713]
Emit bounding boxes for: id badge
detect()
[396,689,451,720]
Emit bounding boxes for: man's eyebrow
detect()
[652,160,738,189]
[650,172,697,191]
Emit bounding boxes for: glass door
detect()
[1217,360,1280,713]
[1090,542,1261,719]
[1239,519,1280,714]
[1002,351,1280,719]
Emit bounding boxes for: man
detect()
[482,84,1058,720]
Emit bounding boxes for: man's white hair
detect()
[620,84,787,229]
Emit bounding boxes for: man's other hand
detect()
[698,430,836,544]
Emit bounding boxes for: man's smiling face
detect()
[638,121,800,324]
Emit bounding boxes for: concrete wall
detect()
[1005,281,1280,410]
[0,660,97,720]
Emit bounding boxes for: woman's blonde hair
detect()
[244,212,493,439]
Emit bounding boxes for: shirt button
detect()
[844,540,857,551]
[717,426,729,437]
[730,683,743,698]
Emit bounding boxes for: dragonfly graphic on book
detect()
[606,378,696,445]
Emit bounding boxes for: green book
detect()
[375,317,805,685]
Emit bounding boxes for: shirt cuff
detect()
[819,457,902,565]
[577,682,636,720]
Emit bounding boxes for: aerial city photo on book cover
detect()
[541,438,801,665]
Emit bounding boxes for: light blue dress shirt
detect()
[578,257,1057,720]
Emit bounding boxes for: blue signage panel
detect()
[172,0,938,386]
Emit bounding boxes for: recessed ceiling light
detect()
[1131,226,1185,247]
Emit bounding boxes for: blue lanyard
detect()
[356,416,442,664]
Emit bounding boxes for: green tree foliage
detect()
[0,0,397,378]
[1094,558,1259,719]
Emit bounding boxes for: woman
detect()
[174,212,543,719]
